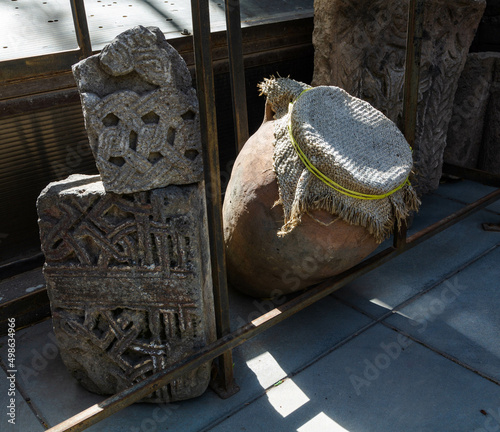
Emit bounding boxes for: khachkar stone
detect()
[445,53,500,169]
[37,174,215,402]
[312,0,486,194]
[72,26,203,194]
[479,57,500,174]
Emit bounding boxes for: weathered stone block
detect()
[445,53,498,169]
[312,0,486,194]
[37,174,215,402]
[479,62,500,174]
[72,26,203,194]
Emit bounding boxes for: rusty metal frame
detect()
[224,0,250,152]
[22,0,499,430]
[190,0,239,399]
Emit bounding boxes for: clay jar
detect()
[223,111,379,299]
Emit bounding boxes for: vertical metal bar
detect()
[402,0,424,149]
[224,0,250,153]
[70,0,93,58]
[394,0,424,249]
[190,0,239,398]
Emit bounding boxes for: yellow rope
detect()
[288,89,411,200]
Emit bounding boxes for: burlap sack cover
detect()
[259,77,420,243]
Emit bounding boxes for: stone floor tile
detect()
[209,324,500,432]
[0,296,371,431]
[385,245,500,382]
[0,376,45,432]
[334,196,500,318]
[436,179,500,213]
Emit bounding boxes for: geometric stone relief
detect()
[39,178,194,273]
[51,306,211,403]
[37,174,215,402]
[313,0,486,194]
[72,26,203,194]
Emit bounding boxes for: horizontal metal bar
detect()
[0,89,80,117]
[442,163,500,188]
[0,50,82,83]
[0,289,50,336]
[0,253,44,280]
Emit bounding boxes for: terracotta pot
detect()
[223,115,379,298]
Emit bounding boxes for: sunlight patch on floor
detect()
[266,379,310,418]
[297,412,350,431]
[247,351,309,417]
[369,298,394,311]
[246,351,287,389]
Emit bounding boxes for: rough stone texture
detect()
[223,120,378,299]
[445,53,498,168]
[479,62,500,173]
[72,26,203,194]
[312,0,486,194]
[37,174,215,402]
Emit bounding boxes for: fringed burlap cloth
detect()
[259,77,420,243]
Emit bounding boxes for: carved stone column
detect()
[445,52,499,169]
[313,0,486,193]
[38,175,214,402]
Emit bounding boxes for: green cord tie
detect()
[288,88,411,201]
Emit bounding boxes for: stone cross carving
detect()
[312,0,486,194]
[72,26,203,194]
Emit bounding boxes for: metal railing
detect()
[8,0,496,430]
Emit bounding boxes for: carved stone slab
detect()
[479,60,500,174]
[37,174,215,402]
[72,26,203,194]
[445,53,499,169]
[312,0,486,194]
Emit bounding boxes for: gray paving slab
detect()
[334,190,500,318]
[0,294,371,431]
[0,329,47,432]
[385,244,500,383]
[226,291,373,394]
[0,371,45,432]
[209,324,500,432]
[436,179,500,213]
